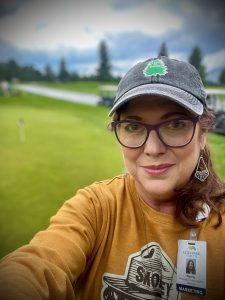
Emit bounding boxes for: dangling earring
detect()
[195,154,209,182]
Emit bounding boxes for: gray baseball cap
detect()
[108,56,207,117]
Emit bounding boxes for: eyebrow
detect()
[122,111,190,121]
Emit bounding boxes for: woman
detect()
[0,57,224,300]
[186,260,196,274]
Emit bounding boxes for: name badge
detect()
[176,239,207,296]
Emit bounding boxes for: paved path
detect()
[205,88,225,95]
[15,83,101,105]
[15,84,225,109]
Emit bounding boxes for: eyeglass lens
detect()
[114,118,196,148]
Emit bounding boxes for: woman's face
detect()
[119,96,207,205]
[188,261,194,270]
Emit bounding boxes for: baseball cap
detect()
[108,56,207,117]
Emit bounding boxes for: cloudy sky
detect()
[0,0,225,80]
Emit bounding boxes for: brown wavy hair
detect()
[175,109,225,227]
[110,107,225,227]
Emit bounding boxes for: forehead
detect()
[122,95,189,115]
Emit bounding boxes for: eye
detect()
[166,119,190,130]
[123,122,143,133]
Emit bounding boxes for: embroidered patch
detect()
[143,58,168,77]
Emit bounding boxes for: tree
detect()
[20,65,42,81]
[96,40,112,81]
[58,58,70,82]
[0,59,19,81]
[158,42,169,57]
[70,71,80,81]
[219,68,225,85]
[0,60,44,82]
[44,64,55,82]
[188,46,206,84]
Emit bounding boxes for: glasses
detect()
[111,117,199,148]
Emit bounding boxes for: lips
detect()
[142,164,174,175]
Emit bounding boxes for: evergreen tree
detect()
[0,60,44,82]
[70,71,79,81]
[0,62,6,81]
[8,59,19,79]
[219,68,225,85]
[158,42,169,57]
[0,59,19,81]
[188,46,206,84]
[20,65,42,81]
[96,40,112,81]
[44,64,55,82]
[58,58,70,82]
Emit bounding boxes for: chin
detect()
[148,180,190,201]
[140,180,177,201]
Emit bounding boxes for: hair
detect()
[186,259,196,274]
[110,105,225,227]
[175,109,225,227]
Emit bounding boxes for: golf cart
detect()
[98,85,117,107]
[206,93,225,135]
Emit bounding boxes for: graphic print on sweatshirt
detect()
[101,242,180,300]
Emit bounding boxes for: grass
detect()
[0,92,225,258]
[208,133,225,178]
[218,95,225,101]
[0,93,123,257]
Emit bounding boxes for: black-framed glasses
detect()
[111,116,199,148]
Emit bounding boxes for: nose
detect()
[143,129,167,155]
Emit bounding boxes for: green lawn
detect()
[208,133,225,178]
[0,93,225,258]
[0,93,123,257]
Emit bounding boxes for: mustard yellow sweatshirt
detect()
[0,175,224,299]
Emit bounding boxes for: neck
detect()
[135,184,177,215]
[144,198,177,215]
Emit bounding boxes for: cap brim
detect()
[108,84,204,117]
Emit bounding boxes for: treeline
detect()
[0,58,94,83]
[0,41,118,83]
[1,40,225,85]
[0,59,43,82]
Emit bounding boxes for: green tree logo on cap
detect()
[143,59,168,76]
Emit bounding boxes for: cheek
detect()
[121,147,140,172]
[175,139,201,175]
[179,149,198,170]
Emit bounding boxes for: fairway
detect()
[0,93,225,258]
[0,93,123,257]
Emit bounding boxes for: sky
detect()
[0,0,225,81]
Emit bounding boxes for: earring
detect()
[195,155,209,182]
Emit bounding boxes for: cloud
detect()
[161,0,225,53]
[0,40,98,74]
[36,21,48,32]
[204,49,225,72]
[0,0,26,17]
[109,0,150,11]
[0,0,183,51]
[0,0,225,80]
